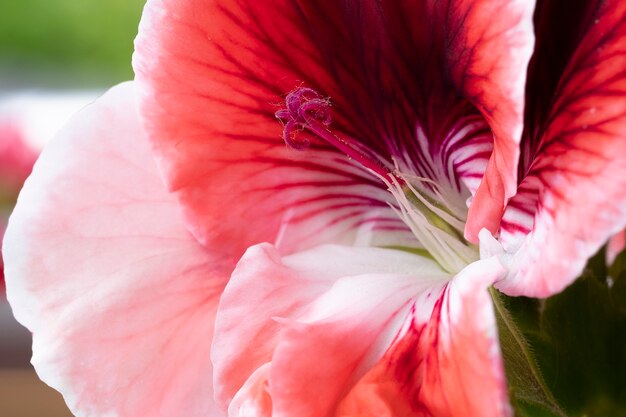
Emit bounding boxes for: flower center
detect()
[276,87,478,273]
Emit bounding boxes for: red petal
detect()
[134,0,536,255]
[523,0,600,155]
[497,0,626,297]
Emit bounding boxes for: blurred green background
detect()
[0,0,145,89]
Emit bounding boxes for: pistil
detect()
[275,87,393,182]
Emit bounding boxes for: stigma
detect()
[275,87,394,182]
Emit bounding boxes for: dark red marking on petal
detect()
[135,0,532,255]
[522,0,602,168]
[498,0,626,297]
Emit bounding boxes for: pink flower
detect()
[3,1,626,417]
[0,118,38,293]
[0,119,38,195]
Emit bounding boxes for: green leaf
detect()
[495,248,626,417]
[491,288,567,417]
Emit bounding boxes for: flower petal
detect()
[134,0,535,255]
[211,243,448,415]
[269,266,446,417]
[338,257,510,417]
[211,243,335,409]
[228,364,273,417]
[523,0,600,150]
[134,0,416,261]
[4,83,226,417]
[497,0,626,297]
[458,0,536,241]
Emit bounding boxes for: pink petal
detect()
[214,243,507,416]
[134,0,536,256]
[4,82,226,417]
[497,1,626,297]
[211,243,336,409]
[269,263,446,417]
[212,243,449,415]
[338,257,510,417]
[227,364,273,417]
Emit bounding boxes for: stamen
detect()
[375,172,479,274]
[276,87,393,182]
